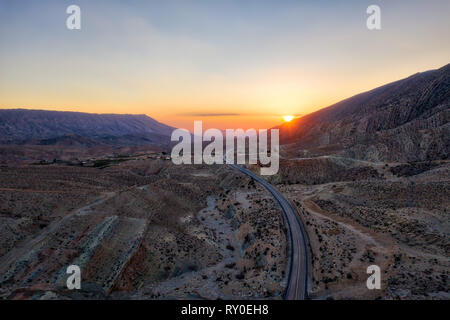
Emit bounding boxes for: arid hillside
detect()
[278,63,449,162]
[0,156,288,300]
[0,109,174,142]
[247,64,450,299]
[245,156,449,299]
[0,110,175,161]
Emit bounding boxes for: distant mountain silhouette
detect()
[0,109,175,147]
[278,63,450,162]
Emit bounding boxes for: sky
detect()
[0,0,449,131]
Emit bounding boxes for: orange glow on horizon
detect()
[283,115,295,122]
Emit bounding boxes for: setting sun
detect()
[283,115,295,122]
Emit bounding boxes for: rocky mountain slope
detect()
[279,63,450,162]
[0,109,174,145]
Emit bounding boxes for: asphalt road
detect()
[228,163,309,300]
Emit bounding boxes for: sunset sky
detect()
[0,0,449,131]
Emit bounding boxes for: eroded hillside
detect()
[0,158,287,299]
[266,158,449,299]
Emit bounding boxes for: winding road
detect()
[228,163,309,300]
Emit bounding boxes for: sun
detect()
[283,115,294,122]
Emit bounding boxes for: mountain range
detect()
[0,109,174,147]
[278,63,449,162]
[0,63,448,163]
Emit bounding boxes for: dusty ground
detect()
[274,159,449,300]
[1,151,448,300]
[0,157,287,300]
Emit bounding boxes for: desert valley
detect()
[0,64,448,300]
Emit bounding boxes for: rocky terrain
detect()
[250,63,450,299]
[1,64,448,300]
[272,159,449,300]
[0,156,287,300]
[0,109,174,142]
[278,63,449,163]
[0,109,176,166]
